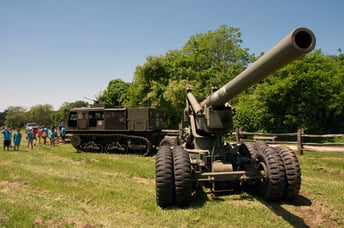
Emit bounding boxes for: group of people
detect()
[26,125,58,149]
[2,125,22,151]
[2,122,67,151]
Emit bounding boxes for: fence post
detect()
[236,128,240,143]
[297,128,304,155]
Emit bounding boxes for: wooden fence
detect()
[234,128,344,155]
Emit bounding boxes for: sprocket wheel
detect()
[71,135,81,150]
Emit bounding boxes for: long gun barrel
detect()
[200,27,316,108]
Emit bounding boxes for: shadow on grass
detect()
[159,187,208,210]
[173,186,312,227]
[255,194,312,228]
[189,187,253,208]
[189,187,209,208]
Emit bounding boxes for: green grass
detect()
[0,140,343,227]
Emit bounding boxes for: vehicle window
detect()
[68,112,78,127]
[89,111,104,127]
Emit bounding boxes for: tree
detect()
[126,25,253,128]
[126,56,170,108]
[97,79,130,106]
[0,110,7,127]
[236,50,344,133]
[28,104,54,126]
[4,106,28,129]
[122,26,343,134]
[163,79,201,127]
[233,92,265,132]
[1,101,90,130]
[181,25,253,94]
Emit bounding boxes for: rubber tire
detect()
[156,145,175,208]
[159,137,176,147]
[274,146,301,201]
[238,142,257,158]
[173,146,192,207]
[254,143,286,201]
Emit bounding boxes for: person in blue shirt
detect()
[2,125,11,151]
[41,125,48,145]
[13,128,22,151]
[27,130,35,149]
[60,123,66,144]
[48,126,57,146]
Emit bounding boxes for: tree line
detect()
[0,101,89,130]
[97,25,344,134]
[2,25,343,134]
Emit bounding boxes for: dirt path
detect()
[302,145,344,153]
[281,144,344,153]
[292,191,342,228]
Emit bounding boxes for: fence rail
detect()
[234,128,344,155]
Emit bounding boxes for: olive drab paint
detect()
[156,27,315,208]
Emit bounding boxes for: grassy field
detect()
[0,139,343,227]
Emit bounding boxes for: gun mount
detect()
[156,27,316,208]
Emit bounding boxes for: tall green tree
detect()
[0,110,6,127]
[97,79,130,106]
[126,56,170,107]
[181,25,252,94]
[28,104,54,126]
[122,25,343,134]
[235,50,344,133]
[127,25,253,128]
[4,106,28,129]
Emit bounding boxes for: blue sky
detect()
[0,0,343,112]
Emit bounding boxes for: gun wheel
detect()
[173,146,191,207]
[274,146,301,201]
[159,136,176,147]
[238,142,257,158]
[156,145,174,208]
[254,143,286,201]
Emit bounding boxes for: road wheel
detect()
[173,146,192,207]
[274,146,301,201]
[254,143,286,201]
[156,145,175,208]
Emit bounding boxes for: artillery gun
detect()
[155,27,316,207]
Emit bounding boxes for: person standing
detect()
[58,121,63,141]
[37,126,42,144]
[13,128,22,151]
[27,130,35,149]
[2,125,11,151]
[60,123,66,144]
[49,126,57,146]
[58,121,63,131]
[31,128,37,147]
[41,125,48,145]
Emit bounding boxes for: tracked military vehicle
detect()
[67,104,166,156]
[156,27,316,207]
